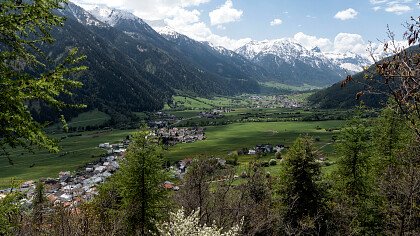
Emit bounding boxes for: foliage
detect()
[97,130,171,235]
[277,136,327,235]
[0,191,24,235]
[157,208,242,236]
[330,111,383,234]
[0,0,86,158]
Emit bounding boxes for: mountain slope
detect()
[308,46,420,109]
[33,3,262,122]
[158,27,269,82]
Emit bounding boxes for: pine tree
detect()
[113,130,170,235]
[277,136,326,235]
[0,0,86,159]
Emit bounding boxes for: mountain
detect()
[33,3,262,123]
[323,51,372,74]
[235,39,347,86]
[158,26,269,83]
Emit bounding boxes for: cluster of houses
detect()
[0,154,122,208]
[154,127,205,145]
[238,144,285,155]
[275,95,302,108]
[148,112,178,128]
[248,95,303,109]
[0,137,186,208]
[199,111,224,119]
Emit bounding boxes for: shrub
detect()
[269,159,277,166]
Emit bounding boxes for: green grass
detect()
[166,120,343,161]
[0,129,135,188]
[47,109,110,132]
[260,81,323,91]
[167,96,251,110]
[67,109,110,128]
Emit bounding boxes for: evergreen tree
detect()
[331,112,383,234]
[277,136,326,235]
[112,130,170,235]
[0,0,86,158]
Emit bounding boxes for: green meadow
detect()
[166,120,343,161]
[0,129,134,188]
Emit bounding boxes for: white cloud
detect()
[334,8,358,20]
[293,32,373,56]
[334,33,367,55]
[209,0,243,26]
[270,18,283,26]
[369,0,414,14]
[385,3,411,14]
[370,0,389,4]
[293,32,333,52]
[73,0,252,50]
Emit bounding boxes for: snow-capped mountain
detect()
[158,26,268,82]
[236,39,346,86]
[323,51,372,73]
[61,2,107,27]
[88,5,146,27]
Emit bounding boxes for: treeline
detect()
[1,106,419,235]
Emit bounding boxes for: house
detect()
[248,149,256,155]
[163,181,174,190]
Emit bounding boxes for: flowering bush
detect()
[158,208,241,236]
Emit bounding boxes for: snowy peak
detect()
[236,39,336,70]
[62,2,108,27]
[236,39,309,61]
[157,26,182,39]
[88,5,145,27]
[324,51,372,73]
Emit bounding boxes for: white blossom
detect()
[158,208,242,236]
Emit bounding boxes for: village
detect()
[0,133,289,209]
[249,95,303,109]
[154,127,206,145]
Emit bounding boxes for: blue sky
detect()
[74,0,419,53]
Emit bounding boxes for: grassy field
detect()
[0,129,135,188]
[47,109,111,132]
[167,96,251,110]
[166,120,343,161]
[260,81,323,91]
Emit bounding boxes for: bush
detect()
[269,159,277,166]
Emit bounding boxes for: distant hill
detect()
[308,46,420,109]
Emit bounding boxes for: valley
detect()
[0,93,353,188]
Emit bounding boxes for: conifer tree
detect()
[112,130,170,235]
[0,0,86,159]
[277,136,326,235]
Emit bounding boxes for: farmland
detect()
[0,94,355,188]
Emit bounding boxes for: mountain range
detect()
[33,2,375,122]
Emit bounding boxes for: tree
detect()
[330,113,383,235]
[277,136,327,235]
[0,0,86,160]
[372,106,420,235]
[110,130,170,235]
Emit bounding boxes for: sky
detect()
[72,0,419,55]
